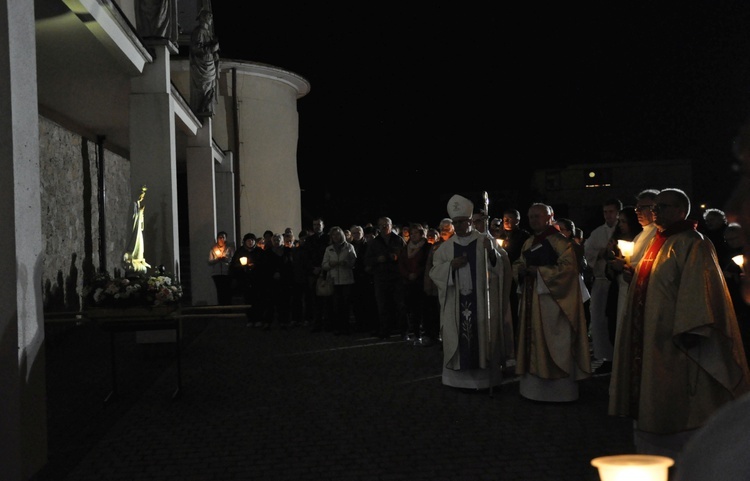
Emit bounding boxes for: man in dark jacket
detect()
[305,217,331,332]
[231,233,268,327]
[364,217,407,339]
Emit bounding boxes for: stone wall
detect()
[39,116,131,311]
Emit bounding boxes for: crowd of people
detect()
[206,184,750,470]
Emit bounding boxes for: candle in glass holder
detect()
[617,240,635,264]
[591,455,674,481]
[733,254,745,269]
[240,256,248,266]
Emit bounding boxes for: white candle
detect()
[617,240,635,264]
[591,455,674,481]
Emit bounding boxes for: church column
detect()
[186,120,218,305]
[215,150,236,248]
[129,42,180,275]
[0,1,47,479]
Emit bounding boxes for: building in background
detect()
[528,159,695,234]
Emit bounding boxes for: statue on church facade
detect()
[135,0,179,43]
[189,9,220,118]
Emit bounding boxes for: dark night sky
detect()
[213,4,750,229]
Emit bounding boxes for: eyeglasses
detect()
[635,205,654,212]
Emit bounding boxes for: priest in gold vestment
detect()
[609,188,750,458]
[513,203,591,402]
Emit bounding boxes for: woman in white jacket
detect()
[322,226,357,335]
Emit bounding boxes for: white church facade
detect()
[2,1,309,478]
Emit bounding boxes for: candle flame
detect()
[617,240,635,263]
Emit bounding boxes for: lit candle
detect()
[591,455,674,481]
[496,239,504,248]
[240,256,248,266]
[617,240,635,264]
[732,254,744,269]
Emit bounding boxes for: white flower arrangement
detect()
[84,271,183,309]
[146,275,182,305]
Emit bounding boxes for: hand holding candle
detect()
[732,254,745,270]
[617,240,634,264]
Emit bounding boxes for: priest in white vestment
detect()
[429,194,509,390]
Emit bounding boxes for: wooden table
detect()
[85,307,181,404]
[84,305,252,404]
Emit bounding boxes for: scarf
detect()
[407,238,425,258]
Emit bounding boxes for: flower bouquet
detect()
[83,269,183,310]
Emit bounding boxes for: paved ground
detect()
[32,316,638,481]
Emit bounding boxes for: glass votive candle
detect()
[591,454,674,481]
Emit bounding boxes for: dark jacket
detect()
[364,233,406,281]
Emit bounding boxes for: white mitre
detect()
[447,194,473,220]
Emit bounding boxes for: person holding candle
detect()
[584,197,623,375]
[722,223,750,363]
[603,206,642,351]
[627,190,661,271]
[726,120,750,304]
[208,231,235,305]
[614,190,660,350]
[609,187,750,459]
[496,208,531,353]
[231,233,267,326]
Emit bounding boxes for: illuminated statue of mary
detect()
[123,185,151,274]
